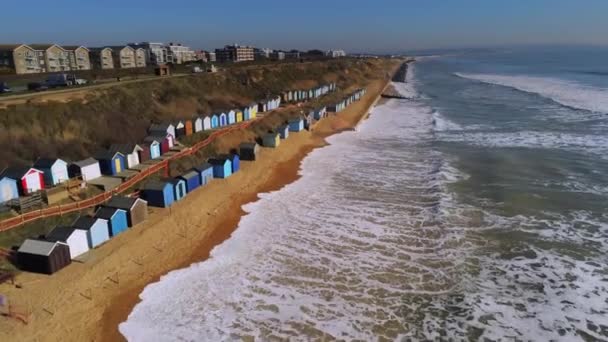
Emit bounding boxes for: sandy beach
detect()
[0,70,394,342]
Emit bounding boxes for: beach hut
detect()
[68,158,101,182]
[239,142,259,161]
[179,170,201,193]
[228,154,240,173]
[73,216,110,249]
[137,144,151,163]
[219,113,227,126]
[236,110,243,123]
[148,123,176,139]
[17,239,71,275]
[169,178,187,201]
[141,181,175,208]
[145,134,172,155]
[228,110,236,125]
[143,137,162,159]
[102,196,148,227]
[203,116,212,130]
[94,207,128,237]
[109,144,143,169]
[314,107,327,120]
[243,107,250,121]
[208,156,232,179]
[0,175,19,204]
[0,167,45,196]
[258,101,267,113]
[262,132,280,148]
[185,119,194,136]
[211,114,220,128]
[278,125,289,139]
[194,117,203,132]
[45,226,89,259]
[249,103,258,118]
[192,163,214,186]
[175,121,185,139]
[33,158,69,187]
[95,150,126,176]
[288,118,304,132]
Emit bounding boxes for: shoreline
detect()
[0,64,399,342]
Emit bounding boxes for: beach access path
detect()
[0,61,401,342]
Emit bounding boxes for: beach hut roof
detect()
[94,207,121,220]
[105,196,144,211]
[33,158,64,169]
[72,216,100,230]
[193,162,213,172]
[109,144,141,155]
[142,181,170,192]
[18,239,60,256]
[1,167,43,180]
[180,170,199,179]
[72,158,99,168]
[94,150,123,160]
[46,226,77,242]
[240,142,258,149]
[208,156,229,165]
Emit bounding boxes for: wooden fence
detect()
[0,119,255,232]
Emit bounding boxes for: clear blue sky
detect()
[1,0,607,53]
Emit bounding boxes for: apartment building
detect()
[30,44,71,72]
[270,51,285,61]
[134,47,146,67]
[90,47,114,69]
[63,46,91,70]
[205,51,216,62]
[166,43,196,64]
[129,42,168,65]
[195,50,207,62]
[0,44,44,74]
[106,46,137,68]
[215,44,254,63]
[254,48,272,59]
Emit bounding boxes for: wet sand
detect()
[0,75,393,342]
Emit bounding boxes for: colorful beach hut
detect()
[73,216,110,248]
[228,154,240,173]
[179,171,201,193]
[68,158,101,182]
[288,118,304,132]
[33,158,68,187]
[141,181,175,208]
[208,156,232,179]
[143,137,162,159]
[102,196,148,227]
[94,207,128,237]
[109,144,143,169]
[211,114,219,128]
[239,143,259,161]
[0,167,45,195]
[0,175,19,204]
[192,163,214,186]
[278,125,289,139]
[17,239,71,274]
[203,116,212,130]
[228,110,236,125]
[194,117,203,132]
[262,132,280,148]
[95,150,126,176]
[219,113,228,126]
[236,110,243,123]
[169,178,187,201]
[45,226,90,259]
[148,123,176,139]
[137,144,151,163]
[175,121,185,138]
[185,119,194,136]
[243,107,250,121]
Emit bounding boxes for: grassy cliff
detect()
[0,58,395,169]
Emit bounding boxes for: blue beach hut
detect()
[228,154,240,173]
[288,118,304,132]
[243,107,250,121]
[95,150,126,175]
[179,171,201,193]
[73,216,110,248]
[219,113,227,126]
[208,156,232,179]
[94,207,128,237]
[141,181,175,208]
[228,110,236,125]
[193,163,214,186]
[143,137,162,159]
[0,175,19,204]
[169,178,187,201]
[278,125,289,139]
[211,114,220,128]
[33,158,69,187]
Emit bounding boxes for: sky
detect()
[1,0,608,53]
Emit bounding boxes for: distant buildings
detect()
[90,47,114,70]
[63,46,91,71]
[270,51,285,61]
[167,43,196,64]
[326,49,347,58]
[205,51,216,62]
[0,44,44,74]
[215,44,254,62]
[254,48,273,59]
[129,42,169,65]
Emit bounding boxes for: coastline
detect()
[0,67,397,342]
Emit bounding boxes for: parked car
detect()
[27,82,49,92]
[191,66,203,73]
[46,74,86,87]
[0,82,11,93]
[74,78,87,85]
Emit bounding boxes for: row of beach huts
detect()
[0,83,338,208]
[13,85,367,275]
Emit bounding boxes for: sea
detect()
[120,47,608,341]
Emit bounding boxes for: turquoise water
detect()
[120,49,608,341]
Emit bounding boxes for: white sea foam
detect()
[455,72,608,114]
[432,110,463,131]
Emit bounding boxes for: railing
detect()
[0,119,255,232]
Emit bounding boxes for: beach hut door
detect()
[115,158,122,173]
[25,171,40,193]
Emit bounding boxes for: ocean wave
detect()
[455,72,608,114]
